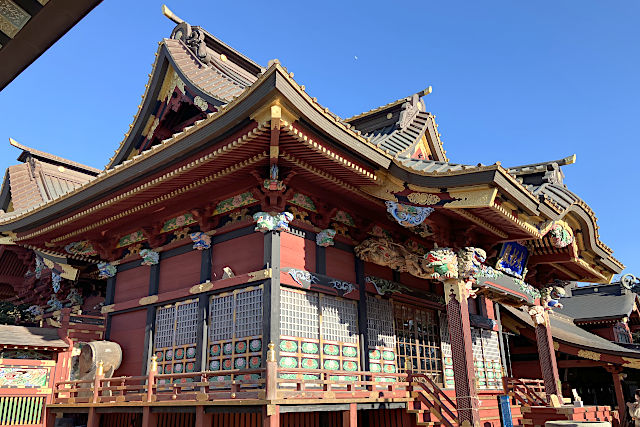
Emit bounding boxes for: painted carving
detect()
[253,212,294,232]
[355,238,434,278]
[385,201,434,227]
[332,210,355,227]
[97,262,117,279]
[287,268,319,288]
[65,241,98,257]
[407,192,441,205]
[67,288,83,307]
[34,255,44,279]
[47,294,63,312]
[457,247,487,280]
[117,230,145,248]
[161,213,196,233]
[540,286,566,310]
[52,272,61,293]
[539,220,574,248]
[425,248,458,281]
[316,229,336,247]
[329,280,355,294]
[288,193,316,212]
[189,232,211,250]
[26,305,44,317]
[365,276,410,296]
[213,192,258,215]
[140,249,160,266]
[0,367,49,388]
[264,165,286,191]
[528,305,546,325]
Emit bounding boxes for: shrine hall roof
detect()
[559,283,640,323]
[0,139,98,216]
[503,305,640,358]
[0,324,68,349]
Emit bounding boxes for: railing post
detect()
[265,342,277,401]
[147,355,157,403]
[92,361,104,403]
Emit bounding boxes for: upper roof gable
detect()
[0,139,98,216]
[345,89,448,162]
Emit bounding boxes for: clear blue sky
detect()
[1,1,638,278]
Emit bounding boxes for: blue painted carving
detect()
[253,212,294,232]
[385,201,434,227]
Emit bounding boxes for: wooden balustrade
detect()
[275,368,410,400]
[409,373,459,427]
[502,377,547,406]
[52,367,410,405]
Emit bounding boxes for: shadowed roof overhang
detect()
[0,0,103,91]
[389,162,541,216]
[0,65,390,234]
[502,305,640,366]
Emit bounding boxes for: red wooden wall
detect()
[158,250,202,293]
[212,233,264,279]
[326,247,356,282]
[114,266,150,304]
[280,232,315,271]
[110,309,147,376]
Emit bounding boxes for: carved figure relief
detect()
[140,249,160,266]
[425,248,458,281]
[189,232,211,250]
[540,286,566,310]
[97,262,117,280]
[539,220,574,248]
[253,212,294,232]
[316,229,336,247]
[354,238,434,278]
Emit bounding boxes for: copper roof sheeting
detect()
[0,324,68,349]
[394,157,484,174]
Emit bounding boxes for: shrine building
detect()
[0,6,635,427]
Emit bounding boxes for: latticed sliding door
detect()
[208,286,263,376]
[279,287,360,374]
[153,299,199,376]
[394,303,443,384]
[366,295,397,374]
[471,328,503,390]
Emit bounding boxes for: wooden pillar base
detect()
[342,402,357,427]
[142,406,158,427]
[262,404,279,427]
[87,407,101,427]
[195,406,213,427]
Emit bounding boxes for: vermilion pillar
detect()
[444,278,480,426]
[532,309,561,398]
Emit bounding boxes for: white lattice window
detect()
[209,294,234,341]
[321,295,358,344]
[366,296,395,349]
[280,288,319,339]
[207,287,264,373]
[153,299,198,376]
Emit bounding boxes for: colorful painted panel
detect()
[332,210,355,227]
[0,367,49,388]
[212,192,258,215]
[117,230,145,248]
[153,299,198,377]
[160,213,197,233]
[288,193,317,212]
[208,287,263,379]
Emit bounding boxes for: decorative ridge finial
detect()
[419,86,433,97]
[162,5,184,25]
